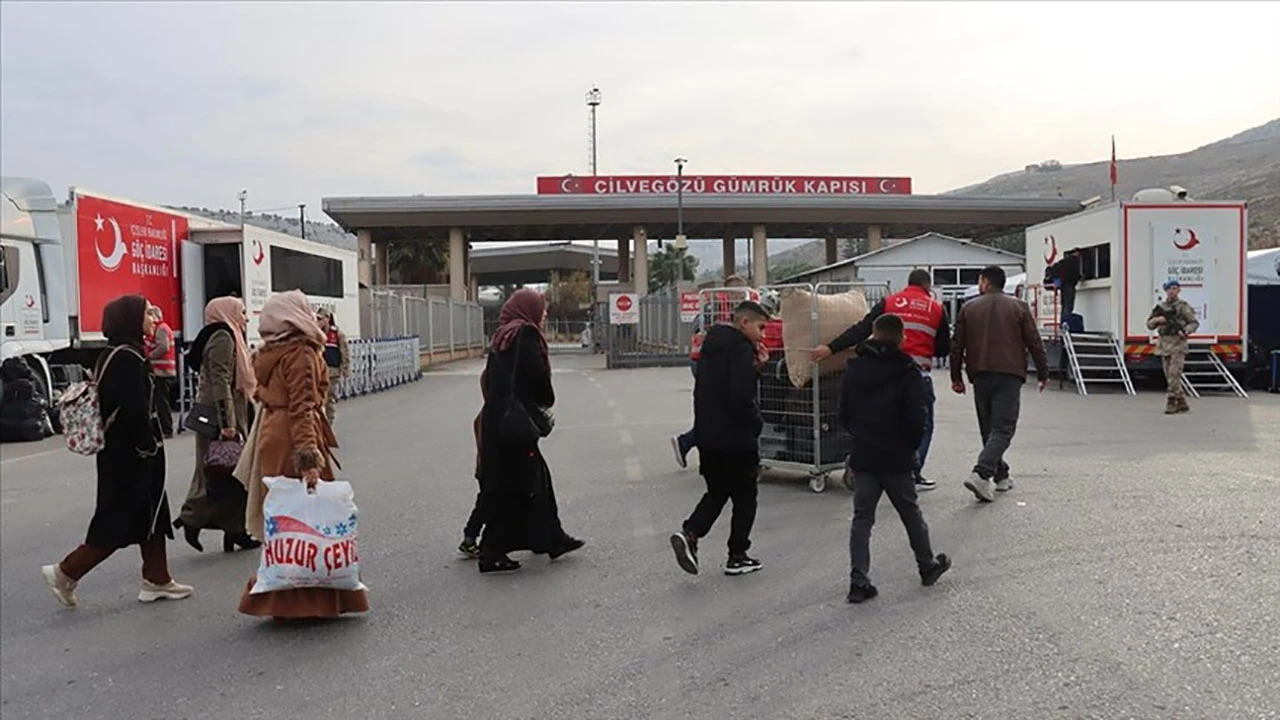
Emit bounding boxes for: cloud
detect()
[2,0,1278,224]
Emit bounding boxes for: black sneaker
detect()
[724,554,762,576]
[669,531,699,575]
[458,538,481,559]
[846,582,878,604]
[920,553,952,587]
[914,474,938,492]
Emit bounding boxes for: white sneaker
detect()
[42,564,78,608]
[138,578,194,603]
[963,473,996,503]
[995,477,1014,492]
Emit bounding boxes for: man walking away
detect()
[949,266,1048,503]
[839,314,951,603]
[1146,279,1198,415]
[1056,248,1083,321]
[317,309,351,423]
[811,269,950,491]
[145,306,177,438]
[670,301,770,577]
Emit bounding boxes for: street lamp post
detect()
[674,157,688,286]
[587,88,602,291]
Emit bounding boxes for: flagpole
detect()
[1110,135,1117,203]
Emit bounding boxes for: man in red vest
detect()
[145,305,177,438]
[811,269,950,491]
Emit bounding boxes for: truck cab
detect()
[1,177,72,404]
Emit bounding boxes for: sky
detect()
[2,1,1278,229]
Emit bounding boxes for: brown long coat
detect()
[237,337,367,619]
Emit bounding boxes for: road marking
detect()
[625,457,644,483]
[612,412,625,425]
[618,428,634,446]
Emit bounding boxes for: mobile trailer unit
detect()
[2,177,359,412]
[1025,198,1248,395]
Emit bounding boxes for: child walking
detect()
[838,314,951,603]
[670,301,770,576]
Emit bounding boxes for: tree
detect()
[388,241,447,284]
[649,245,699,290]
[546,270,592,316]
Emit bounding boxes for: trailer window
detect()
[933,268,959,285]
[1080,242,1111,280]
[270,246,344,298]
[958,268,982,285]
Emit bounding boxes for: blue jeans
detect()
[915,373,936,476]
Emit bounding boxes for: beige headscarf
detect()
[259,290,325,347]
[204,296,256,398]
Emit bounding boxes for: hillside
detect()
[950,118,1280,249]
[168,206,358,250]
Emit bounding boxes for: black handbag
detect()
[182,403,220,439]
[496,335,553,447]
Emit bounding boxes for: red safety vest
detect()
[690,288,762,362]
[883,285,944,369]
[324,328,342,369]
[145,323,177,376]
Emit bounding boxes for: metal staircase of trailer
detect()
[1181,347,1249,398]
[1062,331,1136,396]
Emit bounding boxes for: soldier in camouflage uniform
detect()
[1145,279,1199,414]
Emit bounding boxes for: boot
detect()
[223,532,262,552]
[1164,397,1178,415]
[1176,397,1191,414]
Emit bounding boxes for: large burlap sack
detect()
[778,288,871,389]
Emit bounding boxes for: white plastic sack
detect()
[250,476,367,595]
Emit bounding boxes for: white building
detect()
[785,231,1023,286]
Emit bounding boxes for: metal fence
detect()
[607,290,689,368]
[365,289,485,351]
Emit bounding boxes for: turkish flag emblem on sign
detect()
[76,195,187,334]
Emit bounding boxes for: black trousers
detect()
[683,448,759,555]
[151,376,174,436]
[849,471,935,585]
[1060,283,1077,320]
[463,489,485,540]
[972,372,1021,480]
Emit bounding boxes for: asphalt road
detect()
[2,355,1278,720]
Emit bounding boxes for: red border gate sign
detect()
[537,175,912,196]
[609,293,639,325]
[680,292,700,322]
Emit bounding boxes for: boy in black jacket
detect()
[839,314,951,603]
[670,301,770,576]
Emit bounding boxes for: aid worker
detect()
[810,268,950,491]
[316,308,351,423]
[145,305,177,438]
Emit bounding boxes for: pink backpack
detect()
[59,346,138,456]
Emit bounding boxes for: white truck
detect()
[1023,188,1249,395]
[2,176,359,409]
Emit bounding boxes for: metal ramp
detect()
[1181,347,1249,398]
[1062,331,1136,396]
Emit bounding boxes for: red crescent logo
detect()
[1173,228,1200,251]
[1044,235,1058,264]
[24,294,35,308]
[893,296,909,308]
[252,240,265,265]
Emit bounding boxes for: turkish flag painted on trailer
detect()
[76,195,187,334]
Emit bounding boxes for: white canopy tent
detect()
[1246,248,1280,286]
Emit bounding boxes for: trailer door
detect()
[181,240,205,338]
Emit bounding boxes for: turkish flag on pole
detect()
[1109,135,1118,188]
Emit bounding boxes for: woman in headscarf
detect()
[174,297,260,553]
[236,290,368,618]
[42,295,194,608]
[475,288,584,573]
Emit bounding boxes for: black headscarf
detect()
[101,295,149,351]
[186,322,232,374]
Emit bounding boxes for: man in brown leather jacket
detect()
[949,266,1049,503]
